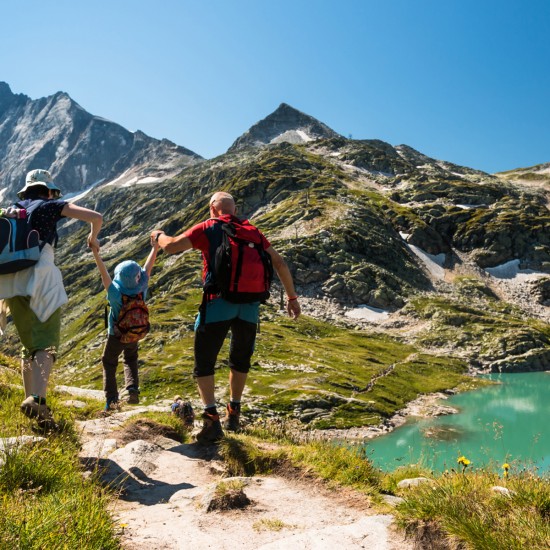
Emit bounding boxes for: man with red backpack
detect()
[152,191,300,444]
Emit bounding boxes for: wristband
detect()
[287,296,298,301]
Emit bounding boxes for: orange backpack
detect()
[113,293,150,343]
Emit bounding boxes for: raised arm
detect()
[143,235,161,277]
[151,230,193,255]
[91,247,112,291]
[61,203,103,250]
[266,246,301,319]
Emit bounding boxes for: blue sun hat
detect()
[113,261,149,296]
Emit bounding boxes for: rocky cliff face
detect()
[0,82,202,202]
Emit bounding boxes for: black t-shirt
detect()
[18,199,67,245]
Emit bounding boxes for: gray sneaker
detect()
[20,396,57,430]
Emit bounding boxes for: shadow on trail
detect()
[80,441,218,506]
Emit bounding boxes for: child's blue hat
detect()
[113,261,148,296]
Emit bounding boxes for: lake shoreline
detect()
[309,390,460,443]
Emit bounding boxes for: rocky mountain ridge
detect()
[0,82,202,202]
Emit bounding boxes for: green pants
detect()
[6,296,61,358]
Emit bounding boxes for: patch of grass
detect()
[253,518,296,532]
[0,376,120,548]
[394,470,550,549]
[0,436,118,549]
[214,478,246,497]
[225,422,382,495]
[219,421,549,549]
[289,441,382,496]
[117,411,192,444]
[218,435,285,477]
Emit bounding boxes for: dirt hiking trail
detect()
[77,403,413,550]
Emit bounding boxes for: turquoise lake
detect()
[364,372,550,473]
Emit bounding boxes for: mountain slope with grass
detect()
[1,104,549,431]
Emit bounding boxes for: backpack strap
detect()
[220,223,245,293]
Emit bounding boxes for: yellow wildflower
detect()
[457,455,471,473]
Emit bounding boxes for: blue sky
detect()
[1,0,549,173]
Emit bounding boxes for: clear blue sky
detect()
[1,0,549,173]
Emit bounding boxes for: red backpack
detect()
[207,220,273,304]
[113,293,150,343]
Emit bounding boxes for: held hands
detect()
[150,230,165,249]
[87,234,100,252]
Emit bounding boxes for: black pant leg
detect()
[194,319,233,377]
[228,317,257,374]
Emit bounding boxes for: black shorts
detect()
[194,317,257,377]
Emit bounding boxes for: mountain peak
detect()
[0,82,202,201]
[0,81,12,95]
[228,103,340,153]
[0,82,28,117]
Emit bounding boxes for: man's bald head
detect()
[209,192,236,215]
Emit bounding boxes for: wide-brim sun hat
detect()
[17,169,62,199]
[113,260,149,296]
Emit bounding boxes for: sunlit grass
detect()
[227,417,549,549]
[394,469,550,549]
[0,355,120,549]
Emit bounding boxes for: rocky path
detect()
[76,401,413,550]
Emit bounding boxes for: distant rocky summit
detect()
[228,103,341,152]
[0,82,202,201]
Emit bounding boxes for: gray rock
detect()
[63,399,88,409]
[397,477,431,489]
[491,485,515,497]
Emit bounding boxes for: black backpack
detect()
[0,200,45,274]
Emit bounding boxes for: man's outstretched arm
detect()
[151,230,193,255]
[266,246,301,319]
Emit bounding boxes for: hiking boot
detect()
[195,412,224,445]
[223,403,241,432]
[171,397,195,430]
[20,396,54,424]
[126,387,140,404]
[104,397,121,412]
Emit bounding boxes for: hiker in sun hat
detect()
[17,169,63,199]
[91,236,160,411]
[0,168,103,431]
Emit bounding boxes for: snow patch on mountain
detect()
[485,259,548,281]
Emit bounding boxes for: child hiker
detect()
[91,235,159,410]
